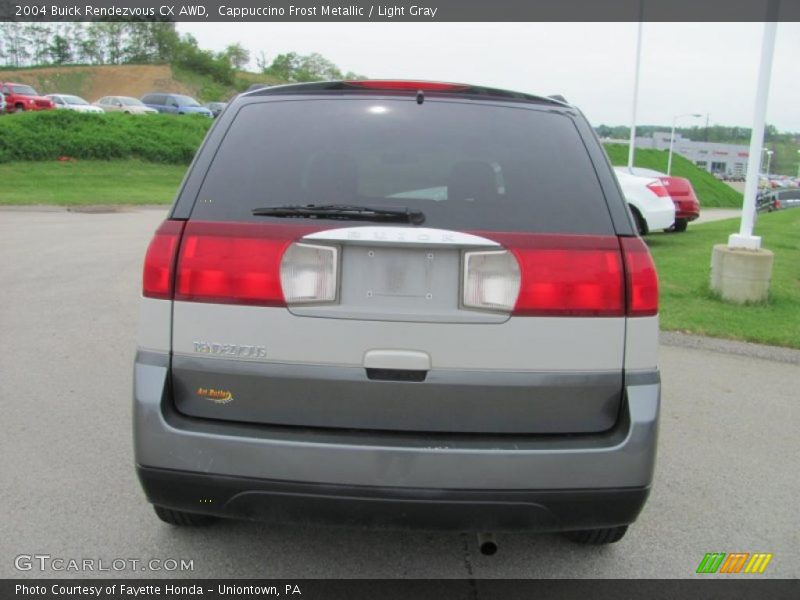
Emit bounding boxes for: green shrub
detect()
[0,110,210,164]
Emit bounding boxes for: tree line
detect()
[595,123,796,145]
[0,22,361,87]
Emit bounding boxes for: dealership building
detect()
[635,132,751,177]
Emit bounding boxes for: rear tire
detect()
[564,525,628,545]
[153,505,218,526]
[630,206,648,236]
[14,104,25,113]
[672,218,688,233]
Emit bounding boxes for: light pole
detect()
[796,149,799,179]
[667,113,702,175]
[627,20,643,169]
[765,149,774,179]
[730,20,777,250]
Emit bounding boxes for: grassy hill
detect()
[0,64,282,104]
[604,143,743,208]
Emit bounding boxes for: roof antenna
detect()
[416,90,424,105]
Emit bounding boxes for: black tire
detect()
[564,525,628,545]
[630,205,648,236]
[153,505,218,526]
[14,104,25,113]
[672,218,688,233]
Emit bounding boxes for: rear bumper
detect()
[138,466,649,532]
[133,351,660,530]
[673,199,700,221]
[644,204,676,230]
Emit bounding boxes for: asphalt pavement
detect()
[0,208,797,579]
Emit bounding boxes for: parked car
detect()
[135,80,661,545]
[203,101,227,118]
[245,83,272,92]
[0,82,55,113]
[613,167,677,234]
[625,167,700,232]
[46,94,104,114]
[141,93,213,117]
[756,190,780,213]
[94,96,158,115]
[758,188,800,212]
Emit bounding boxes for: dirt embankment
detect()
[0,65,195,102]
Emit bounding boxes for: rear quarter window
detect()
[189,97,614,234]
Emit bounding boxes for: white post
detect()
[765,150,773,178]
[627,20,643,170]
[668,114,701,175]
[729,21,778,250]
[667,116,677,175]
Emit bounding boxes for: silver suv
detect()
[134,81,660,544]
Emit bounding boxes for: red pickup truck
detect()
[1,82,55,113]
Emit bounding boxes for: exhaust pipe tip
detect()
[477,532,498,556]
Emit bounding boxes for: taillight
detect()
[476,233,625,317]
[345,80,470,92]
[142,220,185,299]
[646,181,670,197]
[173,222,326,306]
[620,237,659,316]
[463,250,521,312]
[280,243,339,304]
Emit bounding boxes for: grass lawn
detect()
[0,160,184,205]
[650,209,800,349]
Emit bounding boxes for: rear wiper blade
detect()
[251,204,425,225]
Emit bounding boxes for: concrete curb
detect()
[661,331,800,366]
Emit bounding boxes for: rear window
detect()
[190,98,614,233]
[12,85,38,95]
[173,95,200,107]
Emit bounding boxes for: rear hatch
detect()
[161,89,650,434]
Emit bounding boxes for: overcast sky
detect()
[178,22,800,132]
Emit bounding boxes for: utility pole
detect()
[627,18,643,169]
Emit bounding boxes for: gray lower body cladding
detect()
[134,351,660,531]
[171,355,623,434]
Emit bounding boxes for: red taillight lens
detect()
[173,222,324,306]
[646,181,670,197]
[478,233,625,317]
[345,80,470,92]
[142,220,185,299]
[621,237,659,316]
